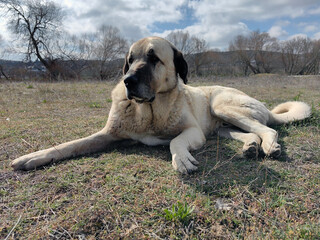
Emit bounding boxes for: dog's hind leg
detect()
[217,127,261,158]
[213,106,281,158]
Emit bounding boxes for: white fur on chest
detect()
[129,133,171,146]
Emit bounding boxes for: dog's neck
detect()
[156,76,187,96]
[157,78,179,95]
[151,81,181,110]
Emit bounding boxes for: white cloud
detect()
[180,0,320,49]
[276,20,290,27]
[185,22,250,50]
[56,0,187,40]
[288,33,308,40]
[268,26,288,38]
[304,25,318,32]
[188,0,318,23]
[309,6,320,14]
[298,22,318,33]
[313,32,320,39]
[1,0,320,56]
[54,0,320,50]
[0,18,12,42]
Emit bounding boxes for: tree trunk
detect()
[0,65,9,80]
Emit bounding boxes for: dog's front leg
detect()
[170,127,205,174]
[11,129,119,170]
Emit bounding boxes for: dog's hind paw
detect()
[267,144,281,158]
[243,141,259,159]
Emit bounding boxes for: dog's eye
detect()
[148,55,159,65]
[128,57,134,64]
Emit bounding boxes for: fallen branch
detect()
[5,214,22,240]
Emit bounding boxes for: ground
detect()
[0,75,319,239]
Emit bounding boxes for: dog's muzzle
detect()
[124,75,155,103]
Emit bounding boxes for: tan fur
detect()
[11,37,311,174]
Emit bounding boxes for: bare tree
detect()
[0,0,65,79]
[296,38,320,75]
[248,31,279,73]
[166,31,195,56]
[56,33,95,79]
[55,26,128,80]
[229,34,253,75]
[281,37,320,75]
[166,30,208,75]
[191,36,210,75]
[281,37,306,75]
[302,39,320,75]
[0,34,9,79]
[229,30,279,75]
[91,25,128,80]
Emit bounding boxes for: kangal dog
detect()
[11,37,311,174]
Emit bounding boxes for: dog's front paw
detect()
[172,152,199,174]
[11,150,54,170]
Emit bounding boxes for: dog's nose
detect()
[124,75,138,89]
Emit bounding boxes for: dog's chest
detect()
[108,100,183,139]
[151,106,183,137]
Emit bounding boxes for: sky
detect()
[1,0,320,59]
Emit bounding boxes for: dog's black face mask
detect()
[123,73,155,103]
[123,49,158,103]
[122,38,188,103]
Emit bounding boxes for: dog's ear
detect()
[172,47,188,84]
[123,53,129,75]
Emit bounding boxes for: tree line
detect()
[229,30,320,76]
[0,0,319,80]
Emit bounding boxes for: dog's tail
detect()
[268,101,311,125]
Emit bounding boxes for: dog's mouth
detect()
[135,97,155,103]
[127,93,155,104]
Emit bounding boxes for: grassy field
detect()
[1,75,319,239]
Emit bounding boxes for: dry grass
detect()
[1,75,319,239]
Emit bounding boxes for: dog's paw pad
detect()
[243,141,259,158]
[268,145,281,158]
